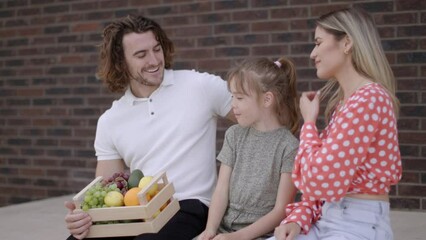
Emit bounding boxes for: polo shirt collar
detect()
[123,69,174,105]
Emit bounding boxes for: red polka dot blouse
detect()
[283,83,402,233]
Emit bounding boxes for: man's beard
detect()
[132,72,160,87]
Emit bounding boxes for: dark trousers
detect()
[67,199,208,240]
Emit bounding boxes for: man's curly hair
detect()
[97,15,175,93]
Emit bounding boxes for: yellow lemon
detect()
[104,191,124,207]
[138,176,158,196]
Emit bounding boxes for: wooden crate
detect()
[73,171,180,238]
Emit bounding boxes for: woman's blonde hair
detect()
[227,57,300,134]
[316,7,399,120]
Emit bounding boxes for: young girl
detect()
[271,7,402,240]
[198,57,300,240]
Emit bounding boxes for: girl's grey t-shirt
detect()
[217,124,299,237]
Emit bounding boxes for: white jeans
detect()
[268,197,393,240]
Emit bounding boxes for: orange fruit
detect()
[124,187,141,206]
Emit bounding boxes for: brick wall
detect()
[0,0,425,210]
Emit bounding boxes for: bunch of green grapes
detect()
[81,182,120,211]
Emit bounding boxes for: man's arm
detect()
[95,159,126,177]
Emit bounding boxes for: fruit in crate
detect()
[81,171,130,211]
[128,169,144,188]
[102,171,130,195]
[124,187,142,206]
[138,176,158,196]
[104,191,124,207]
[81,182,122,211]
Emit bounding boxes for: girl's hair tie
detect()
[274,60,281,67]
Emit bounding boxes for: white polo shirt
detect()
[94,69,232,205]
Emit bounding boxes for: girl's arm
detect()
[228,173,297,240]
[199,163,232,240]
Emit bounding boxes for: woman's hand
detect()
[274,222,301,240]
[300,91,320,123]
[64,201,92,239]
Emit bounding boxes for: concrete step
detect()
[0,194,425,240]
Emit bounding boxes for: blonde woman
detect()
[270,7,402,240]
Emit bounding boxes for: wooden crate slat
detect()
[87,198,180,238]
[143,182,175,218]
[87,222,153,238]
[151,198,180,231]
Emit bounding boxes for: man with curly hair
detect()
[64,15,234,240]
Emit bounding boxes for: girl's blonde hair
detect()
[316,7,400,120]
[227,57,300,134]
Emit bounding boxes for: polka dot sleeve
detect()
[292,85,401,202]
[281,198,321,234]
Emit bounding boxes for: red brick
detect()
[398,26,426,37]
[16,89,43,97]
[399,184,426,197]
[100,0,128,8]
[33,119,57,126]
[163,15,196,26]
[399,172,420,183]
[399,132,426,144]
[178,2,213,13]
[271,7,309,19]
[272,32,310,43]
[215,47,249,57]
[197,12,231,24]
[198,36,232,47]
[253,45,289,56]
[170,25,212,37]
[72,23,100,32]
[214,0,248,10]
[130,0,160,7]
[176,49,214,59]
[310,4,348,17]
[215,23,249,34]
[60,55,85,64]
[71,2,98,11]
[390,197,420,210]
[17,7,41,16]
[398,118,420,130]
[290,19,314,30]
[392,66,418,78]
[396,0,426,10]
[378,26,396,38]
[232,10,268,21]
[20,168,45,177]
[375,13,418,25]
[198,58,231,71]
